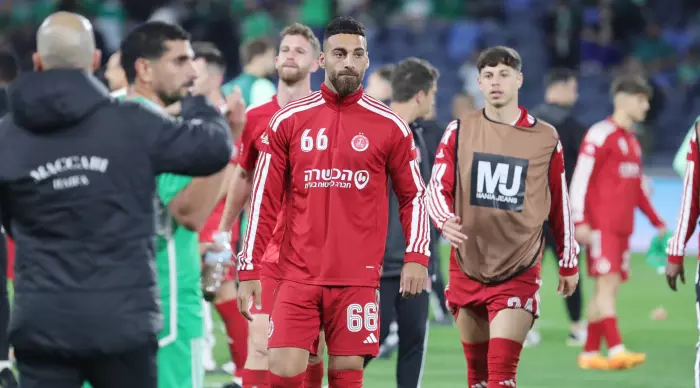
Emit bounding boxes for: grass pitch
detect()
[205,246,698,387]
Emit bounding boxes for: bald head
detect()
[35,11,97,70]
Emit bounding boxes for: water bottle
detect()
[202,232,233,302]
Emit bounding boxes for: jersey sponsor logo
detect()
[351,133,369,152]
[303,168,370,190]
[470,152,528,212]
[618,162,640,178]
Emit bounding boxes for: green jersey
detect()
[119,95,204,343]
[221,72,276,107]
[674,116,700,178]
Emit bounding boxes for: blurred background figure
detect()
[104,50,127,97]
[365,63,395,103]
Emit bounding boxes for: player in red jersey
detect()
[185,42,251,382]
[427,46,578,388]
[216,24,325,388]
[666,120,700,387]
[236,17,430,388]
[569,75,666,370]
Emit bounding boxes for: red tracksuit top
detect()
[569,118,663,236]
[668,125,700,263]
[236,84,431,286]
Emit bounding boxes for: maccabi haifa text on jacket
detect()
[427,108,579,284]
[236,84,431,286]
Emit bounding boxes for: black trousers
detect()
[0,233,8,360]
[366,276,430,388]
[544,222,582,323]
[15,340,157,388]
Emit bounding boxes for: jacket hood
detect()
[9,69,110,133]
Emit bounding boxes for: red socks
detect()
[216,300,249,374]
[462,341,488,387]
[269,371,305,388]
[600,316,622,349]
[327,369,362,388]
[243,369,269,388]
[583,320,603,353]
[487,338,522,388]
[304,361,324,388]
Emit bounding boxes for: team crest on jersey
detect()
[268,319,274,338]
[351,133,369,152]
[618,138,628,155]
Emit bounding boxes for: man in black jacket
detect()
[365,57,438,388]
[0,49,19,388]
[530,68,587,347]
[0,12,233,388]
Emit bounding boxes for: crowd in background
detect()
[0,0,699,161]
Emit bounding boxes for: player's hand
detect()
[665,261,685,291]
[574,223,591,245]
[164,102,181,116]
[237,280,262,322]
[442,216,467,248]
[657,225,668,238]
[400,262,429,298]
[224,86,246,128]
[557,273,579,298]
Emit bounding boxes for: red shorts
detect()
[446,264,542,322]
[586,230,630,281]
[268,281,379,357]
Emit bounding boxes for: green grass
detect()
[205,246,698,387]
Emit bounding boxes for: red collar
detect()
[320,82,363,107]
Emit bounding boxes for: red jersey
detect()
[668,125,699,263]
[238,96,287,280]
[428,110,579,276]
[569,119,663,236]
[199,143,241,245]
[237,84,431,286]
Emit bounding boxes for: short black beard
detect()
[158,91,183,107]
[330,74,361,97]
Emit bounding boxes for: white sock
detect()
[608,344,626,357]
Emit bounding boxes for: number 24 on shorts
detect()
[347,303,378,332]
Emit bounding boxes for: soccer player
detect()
[569,75,666,370]
[672,115,700,177]
[365,57,438,387]
[666,116,700,387]
[237,16,430,387]
[365,64,395,103]
[427,46,579,387]
[221,38,277,107]
[191,40,249,384]
[216,23,327,388]
[119,22,233,388]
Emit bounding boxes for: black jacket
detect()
[0,69,232,356]
[383,121,432,278]
[530,103,586,185]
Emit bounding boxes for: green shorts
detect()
[158,336,205,388]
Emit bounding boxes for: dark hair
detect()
[240,37,274,66]
[120,21,191,84]
[476,46,522,72]
[192,41,226,71]
[323,16,366,45]
[374,63,396,82]
[0,51,20,84]
[391,57,439,102]
[280,23,321,54]
[611,74,652,97]
[545,68,576,87]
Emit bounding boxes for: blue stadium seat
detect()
[447,21,481,62]
[662,29,693,53]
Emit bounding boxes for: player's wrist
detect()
[404,252,430,268]
[667,255,684,265]
[237,269,261,281]
[558,266,578,277]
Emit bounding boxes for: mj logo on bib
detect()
[470,152,529,212]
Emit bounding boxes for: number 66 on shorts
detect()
[268,282,382,357]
